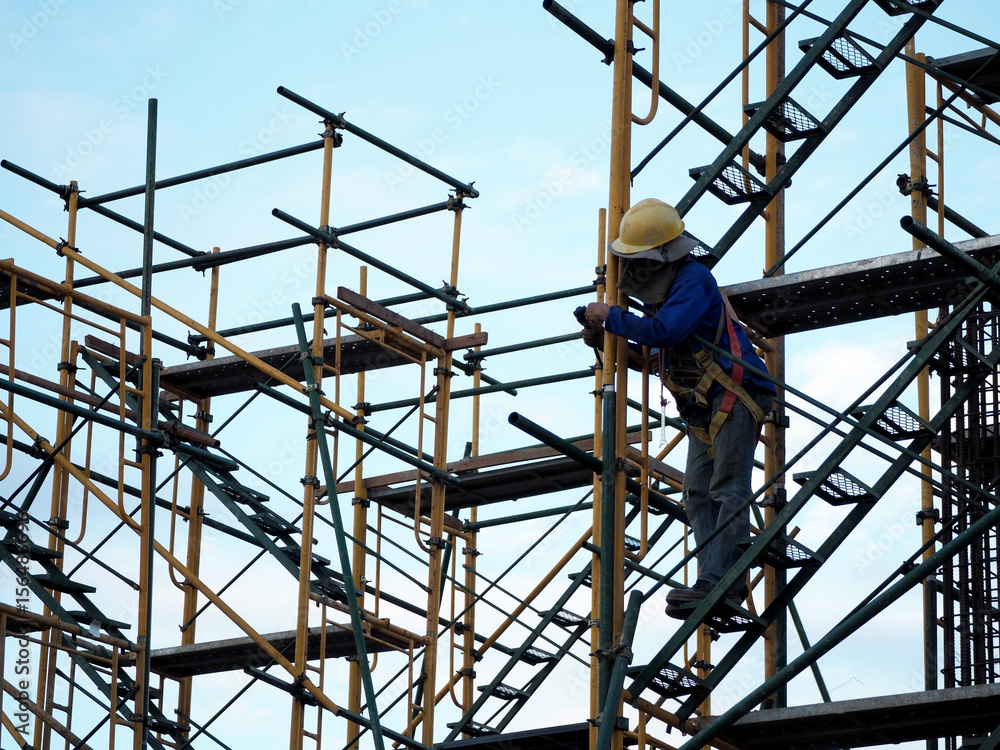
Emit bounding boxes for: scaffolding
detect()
[2,2,1000,750]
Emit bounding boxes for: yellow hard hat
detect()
[610,199,685,257]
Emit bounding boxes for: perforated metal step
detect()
[627,662,707,700]
[478,683,529,701]
[872,0,942,16]
[518,647,556,666]
[794,469,878,505]
[745,97,824,142]
[738,536,823,569]
[852,402,932,440]
[446,721,498,738]
[689,162,770,205]
[1,539,62,561]
[251,512,300,536]
[35,573,97,595]
[546,609,588,629]
[799,35,879,79]
[666,598,764,633]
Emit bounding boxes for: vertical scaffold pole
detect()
[177,246,220,734]
[904,39,938,750]
[291,303,385,750]
[461,321,483,717]
[35,178,80,748]
[595,1,633,747]
[292,117,338,750]
[763,0,788,710]
[136,96,159,750]
[347,265,369,749]
[422,193,464,745]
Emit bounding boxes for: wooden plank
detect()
[338,287,446,348]
[444,331,489,351]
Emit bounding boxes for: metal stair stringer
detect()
[442,560,593,742]
[628,270,997,724]
[675,0,940,263]
[0,513,180,748]
[183,457,348,603]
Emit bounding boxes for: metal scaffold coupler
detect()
[916,507,940,525]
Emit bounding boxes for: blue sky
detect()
[2,2,1000,748]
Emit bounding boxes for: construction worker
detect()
[580,199,775,616]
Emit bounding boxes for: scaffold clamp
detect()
[916,507,940,525]
[763,410,790,428]
[896,172,935,198]
[54,238,79,257]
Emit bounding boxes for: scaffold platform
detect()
[723,234,1000,337]
[714,684,1000,750]
[149,623,412,678]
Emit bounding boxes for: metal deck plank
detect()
[149,624,410,678]
[159,333,409,398]
[713,684,1000,750]
[723,234,1000,337]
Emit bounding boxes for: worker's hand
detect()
[585,302,610,327]
[581,326,604,348]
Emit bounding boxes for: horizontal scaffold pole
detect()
[367,369,596,413]
[74,236,316,289]
[272,208,472,313]
[1,159,201,258]
[901,216,1000,294]
[252,381,458,486]
[277,86,480,198]
[416,284,597,326]
[77,140,326,207]
[508,412,686,523]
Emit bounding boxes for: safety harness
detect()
[660,294,765,456]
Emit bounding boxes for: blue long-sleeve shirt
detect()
[604,259,775,394]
